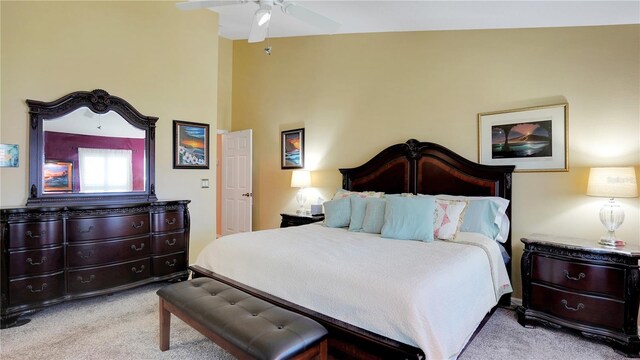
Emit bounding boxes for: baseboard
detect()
[511,297,522,307]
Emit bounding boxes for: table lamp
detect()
[290,170,311,214]
[586,167,638,246]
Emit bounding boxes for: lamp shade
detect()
[290,170,311,188]
[587,167,638,198]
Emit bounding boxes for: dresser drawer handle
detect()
[131,221,144,229]
[26,283,47,293]
[165,238,177,246]
[77,250,94,259]
[77,275,95,284]
[165,259,177,267]
[26,256,47,266]
[165,218,176,225]
[25,230,45,239]
[563,270,586,281]
[561,299,585,312]
[130,243,145,251]
[80,226,93,234]
[131,265,145,274]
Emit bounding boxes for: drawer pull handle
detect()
[25,230,45,239]
[77,250,94,259]
[77,275,95,284]
[166,238,177,246]
[131,243,145,251]
[165,259,177,267]
[165,218,176,225]
[131,265,145,274]
[131,221,144,229]
[563,270,586,281]
[27,283,47,293]
[561,299,585,312]
[26,256,47,266]
[80,226,93,234]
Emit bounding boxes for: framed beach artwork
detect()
[281,128,304,169]
[0,144,19,167]
[173,120,210,169]
[43,160,73,192]
[478,103,568,172]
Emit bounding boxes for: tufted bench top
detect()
[157,277,328,360]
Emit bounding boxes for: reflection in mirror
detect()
[43,107,146,193]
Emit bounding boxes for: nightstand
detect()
[517,233,640,356]
[280,213,324,228]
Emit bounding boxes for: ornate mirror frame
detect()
[26,89,158,206]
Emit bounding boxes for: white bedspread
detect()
[195,224,512,360]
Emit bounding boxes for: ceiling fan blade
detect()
[176,0,245,11]
[248,9,270,43]
[281,1,340,33]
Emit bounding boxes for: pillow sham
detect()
[348,196,367,232]
[433,198,468,240]
[362,198,386,234]
[323,197,351,228]
[436,195,509,242]
[381,196,436,242]
[332,189,384,200]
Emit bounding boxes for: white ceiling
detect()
[195,0,640,41]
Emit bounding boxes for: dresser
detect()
[517,233,640,356]
[1,200,190,328]
[280,213,325,228]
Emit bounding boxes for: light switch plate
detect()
[201,179,209,188]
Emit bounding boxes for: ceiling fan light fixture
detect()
[256,8,271,27]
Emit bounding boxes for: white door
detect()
[221,129,253,235]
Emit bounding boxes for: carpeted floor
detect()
[0,282,626,359]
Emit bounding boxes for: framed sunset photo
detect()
[281,128,304,169]
[173,120,210,169]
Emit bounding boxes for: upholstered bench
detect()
[157,277,328,360]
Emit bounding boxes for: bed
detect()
[191,139,515,359]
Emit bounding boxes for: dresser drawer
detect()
[8,246,64,277]
[152,211,184,233]
[67,214,149,242]
[531,283,625,331]
[151,252,187,277]
[67,236,150,267]
[7,220,63,249]
[532,255,625,298]
[8,272,65,306]
[151,231,186,254]
[67,258,151,294]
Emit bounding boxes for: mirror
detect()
[27,89,158,206]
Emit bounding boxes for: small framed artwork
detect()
[173,120,210,169]
[281,128,304,169]
[0,144,19,167]
[478,103,568,172]
[43,160,73,192]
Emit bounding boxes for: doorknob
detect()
[242,193,253,197]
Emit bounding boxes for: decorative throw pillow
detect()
[332,189,384,200]
[381,196,436,242]
[323,197,351,228]
[433,199,468,240]
[348,196,367,232]
[362,198,386,234]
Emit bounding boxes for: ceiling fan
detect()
[176,0,341,43]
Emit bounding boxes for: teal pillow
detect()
[348,196,367,232]
[323,197,351,228]
[459,199,502,239]
[362,198,386,234]
[381,196,436,242]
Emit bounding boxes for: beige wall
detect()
[0,1,219,261]
[217,37,233,131]
[231,25,640,298]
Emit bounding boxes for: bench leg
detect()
[159,298,171,351]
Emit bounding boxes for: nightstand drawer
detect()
[531,283,625,331]
[532,255,625,298]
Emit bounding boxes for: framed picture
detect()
[43,160,73,192]
[281,128,304,169]
[173,120,210,169]
[478,103,568,172]
[0,144,19,167]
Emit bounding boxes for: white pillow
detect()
[433,199,468,240]
[332,189,384,200]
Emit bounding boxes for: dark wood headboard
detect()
[339,139,515,301]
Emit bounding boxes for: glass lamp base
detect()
[599,232,625,247]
